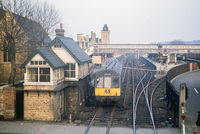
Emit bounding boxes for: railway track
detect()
[75,54,171,134]
[84,106,117,134]
[122,54,167,134]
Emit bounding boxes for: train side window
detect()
[97,77,103,88]
[112,76,119,88]
[104,77,111,88]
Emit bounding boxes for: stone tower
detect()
[101,24,110,44]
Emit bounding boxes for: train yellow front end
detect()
[94,58,123,103]
[95,88,121,96]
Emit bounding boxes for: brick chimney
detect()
[55,24,65,37]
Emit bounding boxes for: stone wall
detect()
[0,86,16,120]
[52,90,65,122]
[65,86,79,120]
[0,87,3,117]
[24,90,65,121]
[24,92,54,121]
[167,62,200,82]
[65,74,90,121]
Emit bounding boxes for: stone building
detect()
[0,9,51,85]
[101,24,110,44]
[20,25,91,121]
[76,24,110,49]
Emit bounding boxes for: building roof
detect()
[89,38,92,43]
[48,36,91,64]
[0,9,51,44]
[102,24,109,31]
[96,38,99,43]
[20,48,66,70]
[89,37,101,44]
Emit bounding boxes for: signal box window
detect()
[65,63,76,78]
[40,68,50,82]
[28,68,50,82]
[28,68,38,82]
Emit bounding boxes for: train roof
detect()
[98,58,122,75]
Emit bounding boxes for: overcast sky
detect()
[49,0,200,44]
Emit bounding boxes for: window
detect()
[28,68,38,82]
[104,77,111,88]
[3,47,11,62]
[71,64,75,77]
[96,76,119,88]
[31,61,34,65]
[30,61,47,65]
[27,67,50,82]
[96,77,103,88]
[40,68,50,82]
[54,43,62,48]
[65,63,76,78]
[39,61,42,65]
[54,69,60,81]
[112,76,119,88]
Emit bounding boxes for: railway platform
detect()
[142,56,186,78]
[0,120,181,134]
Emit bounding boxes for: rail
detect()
[84,108,99,134]
[123,67,157,72]
[106,107,116,134]
[122,57,130,83]
[132,55,164,134]
[123,56,131,107]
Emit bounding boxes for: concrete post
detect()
[69,113,71,123]
[179,83,186,128]
[175,53,177,63]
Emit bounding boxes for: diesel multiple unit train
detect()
[94,58,123,103]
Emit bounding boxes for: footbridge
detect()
[85,44,200,56]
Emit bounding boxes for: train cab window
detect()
[96,77,103,88]
[112,76,119,88]
[104,77,111,88]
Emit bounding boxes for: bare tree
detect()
[31,0,61,47]
[34,1,60,34]
[0,0,61,85]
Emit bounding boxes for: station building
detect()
[20,24,91,121]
